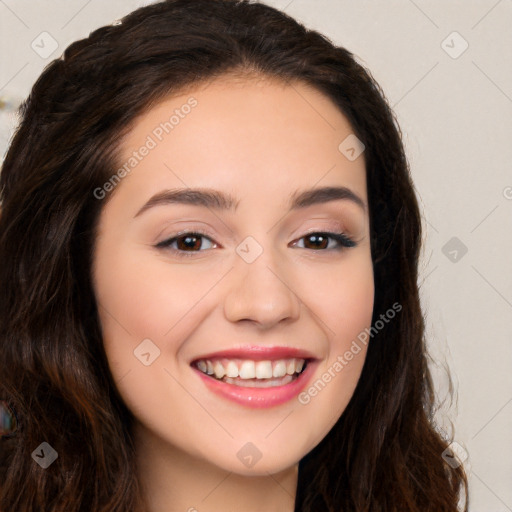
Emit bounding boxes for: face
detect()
[92,75,374,476]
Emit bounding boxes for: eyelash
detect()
[155,229,357,258]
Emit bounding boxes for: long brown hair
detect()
[0,0,467,510]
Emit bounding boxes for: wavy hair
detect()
[0,0,467,510]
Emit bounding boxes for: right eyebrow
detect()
[134,188,240,217]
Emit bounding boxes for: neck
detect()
[133,423,298,512]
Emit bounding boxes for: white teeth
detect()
[272,360,287,378]
[239,360,256,379]
[224,374,294,388]
[194,357,307,381]
[213,361,225,379]
[255,360,273,379]
[225,361,239,378]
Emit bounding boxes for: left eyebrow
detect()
[133,185,366,218]
[289,185,367,212]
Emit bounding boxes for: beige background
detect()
[1,1,511,510]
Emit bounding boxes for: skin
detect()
[92,75,374,512]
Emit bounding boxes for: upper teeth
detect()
[195,358,305,380]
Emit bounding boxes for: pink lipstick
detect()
[191,346,318,408]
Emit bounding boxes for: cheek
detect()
[94,246,211,344]
[93,244,228,399]
[92,247,204,418]
[303,250,375,347]
[333,265,374,351]
[296,250,374,416]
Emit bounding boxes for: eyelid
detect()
[296,220,349,238]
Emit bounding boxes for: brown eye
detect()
[156,232,216,255]
[294,232,356,251]
[303,234,329,250]
[175,234,203,251]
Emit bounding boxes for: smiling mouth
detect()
[192,357,309,388]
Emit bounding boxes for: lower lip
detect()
[193,361,317,408]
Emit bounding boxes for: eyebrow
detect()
[134,185,366,218]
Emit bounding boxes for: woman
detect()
[0,0,467,510]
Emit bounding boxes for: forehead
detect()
[112,74,367,210]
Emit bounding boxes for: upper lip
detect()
[191,345,318,363]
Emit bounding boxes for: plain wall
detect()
[1,1,511,510]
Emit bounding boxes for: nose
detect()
[223,247,302,329]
